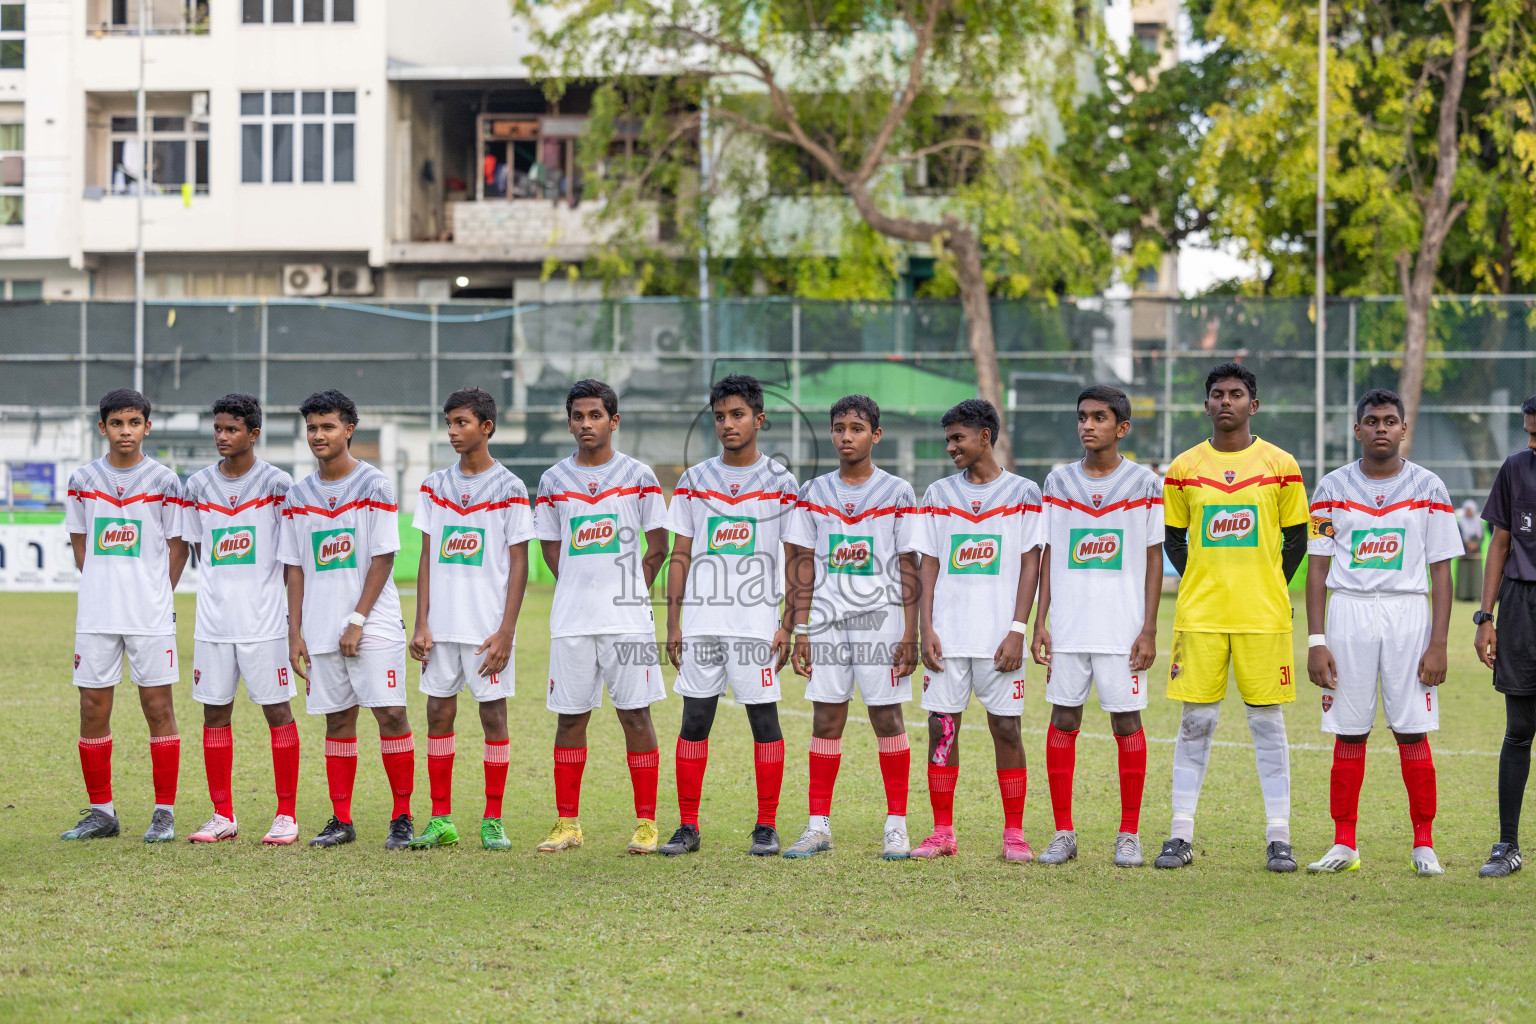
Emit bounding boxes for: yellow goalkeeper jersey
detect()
[1163,437,1308,634]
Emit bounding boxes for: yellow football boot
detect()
[536,817,584,852]
[627,818,659,855]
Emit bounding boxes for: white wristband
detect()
[792,624,811,636]
[1010,620,1029,635]
[1307,633,1327,648]
[347,611,367,627]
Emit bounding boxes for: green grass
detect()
[1,588,1530,1023]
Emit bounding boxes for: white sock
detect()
[1170,702,1221,840]
[809,814,830,833]
[885,814,906,832]
[91,801,115,818]
[1245,704,1291,843]
[154,803,174,814]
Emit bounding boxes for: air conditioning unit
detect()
[331,266,374,296]
[283,264,328,297]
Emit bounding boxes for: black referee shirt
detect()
[1483,448,1536,581]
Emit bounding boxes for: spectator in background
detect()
[1459,500,1486,602]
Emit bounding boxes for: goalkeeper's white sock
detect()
[1170,701,1221,842]
[1246,703,1291,844]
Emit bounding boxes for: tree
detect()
[517,0,1111,468]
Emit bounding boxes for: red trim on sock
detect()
[78,734,113,805]
[483,739,510,819]
[553,746,587,818]
[270,723,299,819]
[381,732,415,819]
[808,740,842,817]
[1045,725,1078,832]
[754,740,785,827]
[928,764,958,829]
[627,748,660,820]
[675,737,708,827]
[997,767,1027,831]
[1114,729,1147,834]
[427,732,455,817]
[324,736,358,823]
[878,742,910,815]
[203,726,234,819]
[1399,739,1436,848]
[149,734,180,807]
[1331,738,1367,849]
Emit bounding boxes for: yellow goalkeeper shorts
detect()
[1166,631,1296,706]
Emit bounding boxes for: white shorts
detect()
[673,635,781,705]
[920,657,1026,717]
[547,633,664,713]
[421,641,514,703]
[1322,591,1438,735]
[1045,652,1148,713]
[193,638,295,706]
[73,632,180,689]
[803,618,911,707]
[305,637,409,714]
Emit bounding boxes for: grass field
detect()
[2,587,1531,1023]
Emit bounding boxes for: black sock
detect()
[1499,695,1536,846]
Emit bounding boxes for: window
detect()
[242,0,349,23]
[7,279,41,298]
[240,89,356,184]
[1136,265,1160,288]
[107,113,210,195]
[0,2,22,69]
[1,121,21,223]
[1134,23,1163,55]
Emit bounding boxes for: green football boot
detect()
[481,817,512,850]
[407,815,459,850]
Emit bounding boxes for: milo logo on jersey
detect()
[949,534,1002,575]
[93,517,142,557]
[706,517,757,555]
[1202,505,1258,547]
[312,528,358,571]
[1068,528,1123,569]
[828,534,875,575]
[569,514,621,555]
[439,526,486,566]
[210,526,256,565]
[1350,528,1405,570]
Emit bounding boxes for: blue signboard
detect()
[9,462,55,507]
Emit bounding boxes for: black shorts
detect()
[1494,578,1536,696]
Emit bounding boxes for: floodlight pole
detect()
[133,0,147,392]
[1313,0,1327,480]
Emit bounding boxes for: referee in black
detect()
[1475,394,1536,877]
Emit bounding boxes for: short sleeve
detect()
[1144,475,1164,543]
[181,482,203,546]
[534,474,562,542]
[908,486,942,560]
[666,475,697,538]
[1484,459,1513,531]
[782,482,817,549]
[1307,476,1336,555]
[161,475,185,540]
[638,467,668,534]
[1018,482,1045,553]
[1277,454,1309,528]
[1426,479,1465,563]
[369,477,401,557]
[64,472,86,534]
[277,507,302,566]
[412,482,435,536]
[893,483,922,555]
[1163,458,1190,529]
[504,480,536,546]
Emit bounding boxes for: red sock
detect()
[997,767,1027,830]
[381,733,415,818]
[808,736,842,817]
[1331,738,1367,848]
[324,737,358,823]
[676,738,708,827]
[483,739,509,819]
[149,734,180,806]
[203,726,234,819]
[877,733,910,815]
[755,740,785,827]
[1114,729,1148,834]
[427,733,455,817]
[628,748,659,820]
[78,734,113,805]
[1399,738,1437,848]
[1045,725,1077,832]
[928,764,958,829]
[270,723,299,819]
[553,746,587,818]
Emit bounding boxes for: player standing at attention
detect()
[1031,386,1163,868]
[1473,394,1536,878]
[1157,362,1309,872]
[910,399,1043,862]
[1303,388,1460,877]
[408,387,534,851]
[781,395,922,860]
[659,374,798,857]
[182,395,299,845]
[534,379,671,855]
[279,390,414,850]
[61,389,190,842]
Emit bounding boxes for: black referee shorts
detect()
[1495,578,1536,696]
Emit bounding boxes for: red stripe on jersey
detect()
[672,487,795,506]
[794,499,902,524]
[283,498,398,519]
[923,502,1042,524]
[194,493,285,516]
[1164,474,1304,493]
[1042,494,1163,518]
[68,489,182,508]
[1308,498,1454,517]
[420,486,530,516]
[535,484,662,507]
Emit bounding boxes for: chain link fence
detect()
[2,295,1534,504]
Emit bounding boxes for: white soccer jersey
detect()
[184,459,292,643]
[669,454,799,641]
[1041,458,1164,654]
[912,470,1044,659]
[414,462,536,645]
[1307,459,1462,594]
[277,461,404,654]
[535,452,667,638]
[785,466,920,627]
[65,456,187,636]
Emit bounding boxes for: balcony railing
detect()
[87,1,210,36]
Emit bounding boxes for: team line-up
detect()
[56,363,1536,879]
